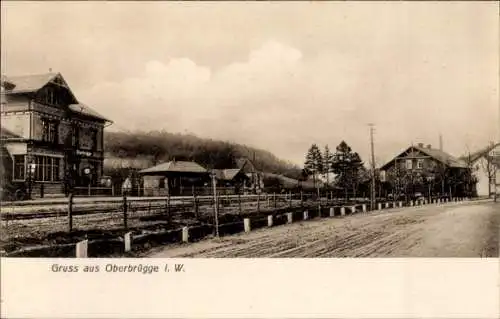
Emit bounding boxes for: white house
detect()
[465,143,500,197]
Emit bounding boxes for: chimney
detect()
[426,144,432,149]
[418,143,424,148]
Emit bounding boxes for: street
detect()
[147,200,500,258]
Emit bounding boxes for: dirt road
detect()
[147,200,499,258]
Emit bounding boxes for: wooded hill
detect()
[104,130,302,178]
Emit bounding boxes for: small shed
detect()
[139,160,209,196]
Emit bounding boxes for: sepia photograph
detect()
[0,1,498,261]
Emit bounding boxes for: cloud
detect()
[79,35,498,166]
[81,40,308,142]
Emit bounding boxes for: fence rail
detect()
[1,195,474,257]
[0,191,470,257]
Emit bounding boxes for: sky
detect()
[1,1,498,167]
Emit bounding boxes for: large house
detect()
[0,72,112,198]
[379,143,474,199]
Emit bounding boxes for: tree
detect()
[304,144,323,190]
[323,145,333,189]
[386,160,406,200]
[331,141,364,199]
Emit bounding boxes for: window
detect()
[52,158,60,181]
[13,155,25,180]
[405,159,413,170]
[159,178,165,189]
[90,128,98,151]
[41,119,58,143]
[72,124,80,147]
[45,88,58,106]
[32,156,61,181]
[417,159,424,169]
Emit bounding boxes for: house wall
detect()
[383,156,439,178]
[142,175,168,196]
[473,152,500,197]
[0,94,30,112]
[473,157,490,196]
[1,113,31,139]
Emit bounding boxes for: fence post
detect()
[303,210,308,220]
[76,240,88,258]
[329,207,334,217]
[274,192,277,211]
[287,212,293,224]
[267,215,273,227]
[289,192,292,208]
[213,191,219,238]
[123,194,128,230]
[193,195,199,219]
[238,193,242,215]
[244,218,251,232]
[182,227,189,243]
[378,203,382,210]
[124,232,132,252]
[257,194,260,213]
[67,193,74,232]
[300,190,303,207]
[362,204,367,213]
[167,195,172,224]
[341,207,346,216]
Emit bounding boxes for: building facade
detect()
[379,143,474,199]
[466,143,500,197]
[0,72,112,198]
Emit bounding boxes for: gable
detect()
[399,148,430,159]
[380,146,431,170]
[489,144,500,167]
[236,157,257,173]
[381,145,467,170]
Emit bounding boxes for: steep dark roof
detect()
[139,161,208,175]
[235,157,257,172]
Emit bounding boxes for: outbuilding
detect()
[139,160,209,196]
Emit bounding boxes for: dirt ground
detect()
[146,200,500,258]
[0,198,301,253]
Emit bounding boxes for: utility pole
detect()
[211,172,219,238]
[369,123,376,210]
